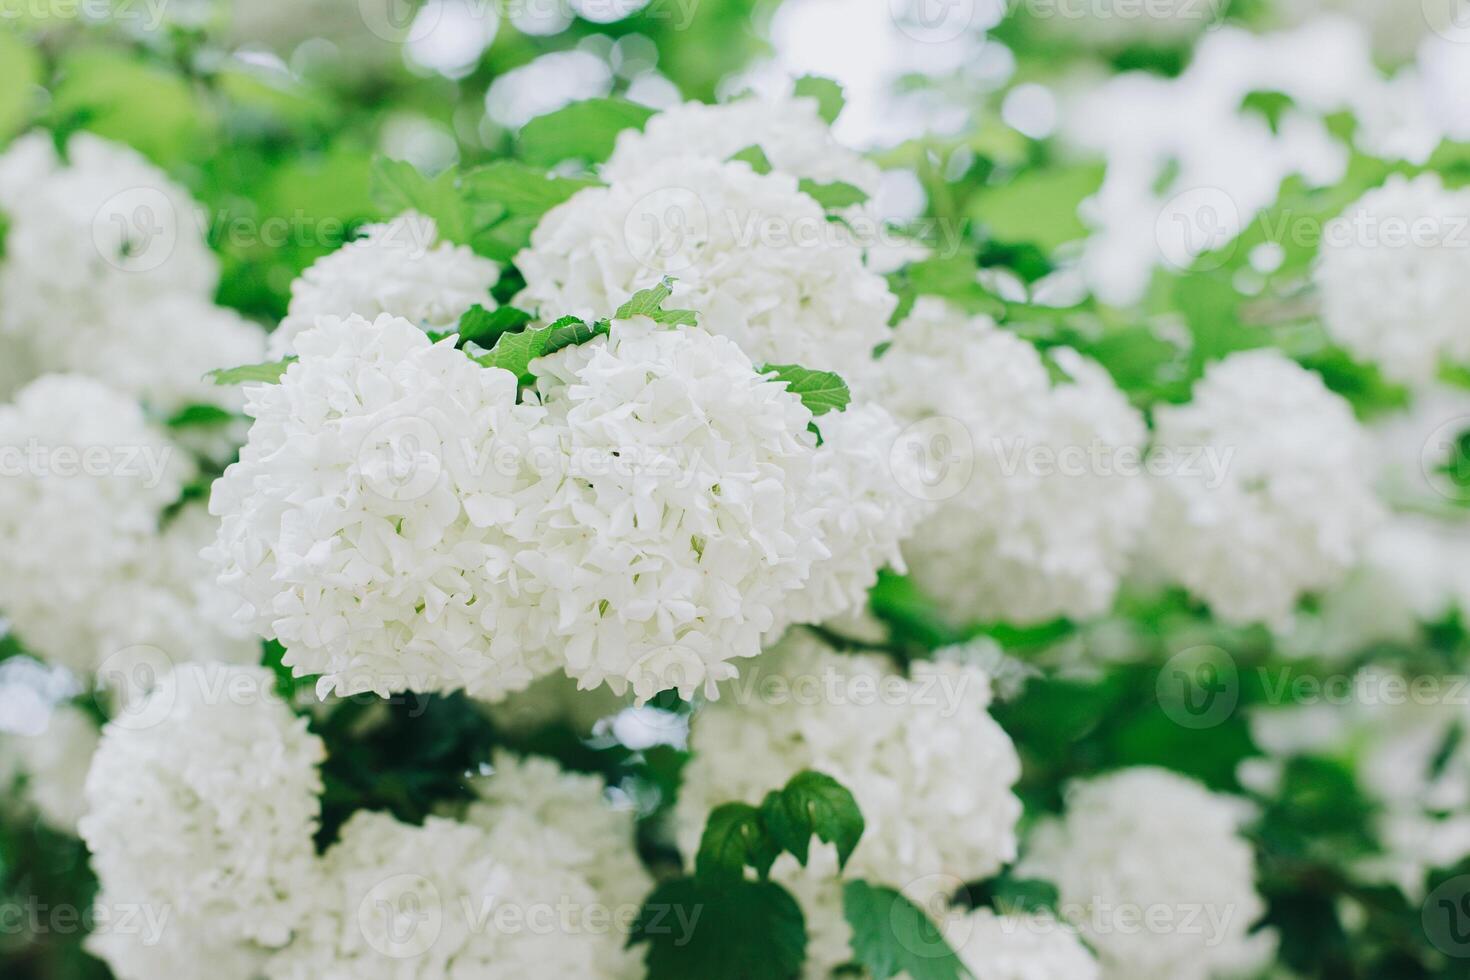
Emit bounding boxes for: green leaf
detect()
[0,33,41,144]
[631,877,807,980]
[760,364,851,417]
[968,164,1105,253]
[471,213,542,262]
[50,49,210,166]
[760,771,865,870]
[729,145,774,175]
[797,179,869,210]
[165,403,237,429]
[370,157,469,244]
[518,98,655,168]
[843,880,969,980]
[459,161,600,217]
[968,875,1060,917]
[207,358,296,386]
[541,315,610,355]
[1240,90,1294,135]
[432,304,533,348]
[889,255,1006,318]
[615,278,699,326]
[794,76,845,125]
[695,803,781,886]
[475,315,609,384]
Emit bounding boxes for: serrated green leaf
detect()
[843,880,969,980]
[165,403,237,429]
[631,877,806,980]
[541,315,609,355]
[730,144,774,175]
[432,304,533,348]
[760,771,865,870]
[794,76,845,125]
[518,98,655,168]
[475,315,608,384]
[459,161,600,217]
[798,179,869,210]
[471,213,542,262]
[207,358,296,386]
[695,803,781,886]
[370,157,470,245]
[615,278,699,326]
[760,364,851,417]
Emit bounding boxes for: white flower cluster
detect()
[1315,174,1470,387]
[952,908,1101,980]
[0,701,100,832]
[0,375,251,673]
[1018,767,1272,980]
[878,298,1151,625]
[0,132,265,418]
[603,96,883,197]
[210,313,908,701]
[80,663,327,980]
[515,156,895,387]
[675,632,1023,976]
[268,211,501,359]
[1145,349,1381,626]
[270,752,647,980]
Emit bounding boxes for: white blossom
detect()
[1145,349,1381,626]
[603,97,882,196]
[0,702,100,832]
[878,298,1151,624]
[1018,767,1272,980]
[206,314,561,701]
[515,157,895,387]
[675,632,1023,976]
[1315,174,1470,387]
[952,908,1101,980]
[268,212,500,359]
[527,317,829,700]
[80,663,326,979]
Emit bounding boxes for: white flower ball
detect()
[271,768,646,980]
[675,632,1023,975]
[603,97,882,196]
[528,316,828,700]
[772,401,933,633]
[1018,768,1272,980]
[0,374,192,673]
[952,909,1101,980]
[879,298,1151,625]
[1145,349,1381,626]
[206,314,560,701]
[516,157,895,387]
[0,132,218,348]
[268,211,501,359]
[1315,174,1470,387]
[0,701,100,832]
[80,663,325,979]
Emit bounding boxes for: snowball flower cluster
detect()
[207,314,559,701]
[515,157,895,387]
[268,211,501,358]
[270,752,647,980]
[952,908,1100,980]
[877,298,1151,625]
[1018,767,1272,980]
[1145,349,1381,626]
[1315,174,1470,386]
[80,663,326,980]
[0,702,100,832]
[603,96,882,197]
[675,632,1023,975]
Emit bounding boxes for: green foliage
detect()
[797,178,869,210]
[370,157,470,245]
[793,76,845,125]
[759,771,865,870]
[759,365,851,417]
[616,278,699,326]
[473,314,609,385]
[843,880,970,980]
[0,33,41,144]
[164,403,238,429]
[696,803,781,885]
[207,357,296,385]
[459,161,599,217]
[729,145,774,175]
[631,877,807,980]
[516,98,655,168]
[968,164,1105,253]
[429,304,533,348]
[50,47,210,166]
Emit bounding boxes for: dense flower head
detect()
[877,298,1151,625]
[0,374,195,672]
[515,157,896,387]
[0,701,100,832]
[1315,173,1470,387]
[675,632,1023,975]
[953,909,1101,980]
[1018,767,1271,980]
[603,96,882,196]
[1145,349,1381,626]
[268,211,501,359]
[272,756,646,980]
[527,316,828,700]
[207,313,561,701]
[80,663,326,979]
